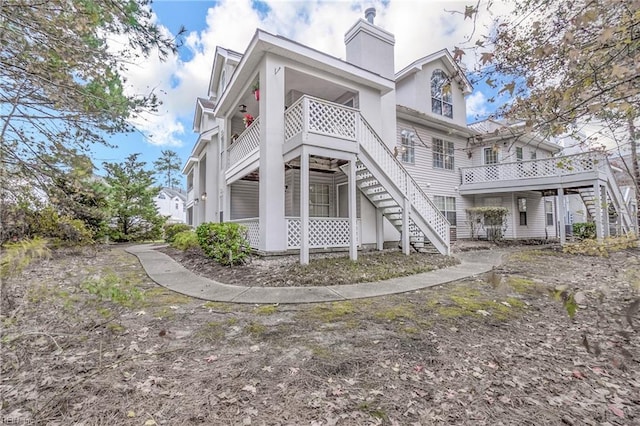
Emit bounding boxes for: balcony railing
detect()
[227,117,260,171]
[460,152,604,185]
[285,96,358,143]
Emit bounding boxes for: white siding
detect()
[230,180,259,219]
[396,119,474,239]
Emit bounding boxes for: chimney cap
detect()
[365,7,376,24]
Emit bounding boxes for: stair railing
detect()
[357,115,450,247]
[602,157,636,234]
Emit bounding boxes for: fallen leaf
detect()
[127,411,136,418]
[242,384,257,394]
[205,355,218,363]
[609,404,624,418]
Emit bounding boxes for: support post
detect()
[376,208,384,251]
[557,188,566,244]
[402,197,410,255]
[601,185,610,237]
[300,148,310,265]
[593,182,604,240]
[348,155,357,261]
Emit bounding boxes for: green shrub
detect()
[28,207,93,245]
[164,223,192,243]
[196,222,250,266]
[572,222,596,239]
[171,230,199,251]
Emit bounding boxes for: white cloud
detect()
[466,91,490,121]
[120,0,511,147]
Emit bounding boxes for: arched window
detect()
[431,69,453,118]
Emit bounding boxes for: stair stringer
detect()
[356,148,449,255]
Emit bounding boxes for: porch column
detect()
[402,197,410,255]
[193,161,200,225]
[557,188,566,244]
[601,185,610,237]
[593,181,604,240]
[348,154,357,261]
[300,148,310,265]
[376,208,384,251]
[258,54,287,252]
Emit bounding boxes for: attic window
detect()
[431,69,453,119]
[158,193,166,199]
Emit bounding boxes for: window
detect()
[530,151,537,160]
[175,203,179,210]
[545,201,554,226]
[518,197,527,226]
[400,130,415,164]
[158,193,166,200]
[309,184,330,217]
[433,138,454,170]
[431,69,453,118]
[484,147,498,164]
[434,196,457,226]
[516,147,523,161]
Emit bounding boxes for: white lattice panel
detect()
[287,217,358,249]
[461,152,603,184]
[307,98,357,140]
[228,117,260,169]
[230,219,259,249]
[286,218,301,248]
[284,100,304,141]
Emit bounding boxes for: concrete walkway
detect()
[126,244,506,304]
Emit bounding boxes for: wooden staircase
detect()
[354,161,438,253]
[352,115,450,255]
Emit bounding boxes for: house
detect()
[154,187,187,224]
[183,8,637,264]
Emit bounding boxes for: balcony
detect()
[226,117,260,182]
[459,152,607,194]
[284,95,359,157]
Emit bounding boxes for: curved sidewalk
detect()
[126,244,506,304]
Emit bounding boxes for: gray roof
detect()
[160,187,187,202]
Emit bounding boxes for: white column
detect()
[348,155,357,261]
[300,149,310,265]
[601,185,610,237]
[402,197,410,255]
[376,208,384,251]
[557,188,566,244]
[258,55,287,252]
[193,161,200,225]
[593,182,604,240]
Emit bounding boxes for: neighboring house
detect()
[183,9,636,264]
[154,187,187,223]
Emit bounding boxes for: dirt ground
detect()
[158,246,461,287]
[1,243,639,425]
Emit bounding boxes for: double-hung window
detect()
[433,138,454,170]
[400,130,415,164]
[434,195,457,226]
[518,197,528,226]
[309,184,330,217]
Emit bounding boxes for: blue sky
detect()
[97,0,509,184]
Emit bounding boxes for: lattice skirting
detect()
[286,218,358,249]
